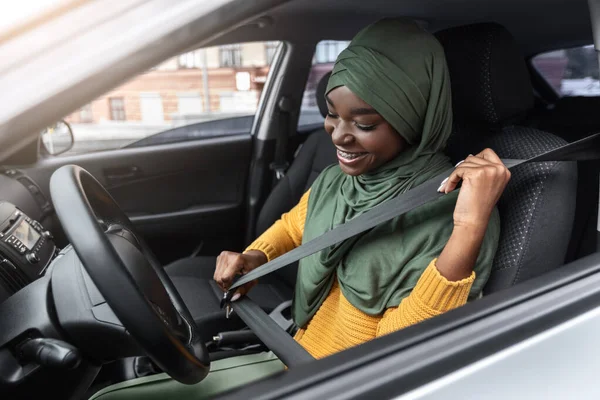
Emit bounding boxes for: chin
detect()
[338,162,366,176]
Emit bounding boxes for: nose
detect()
[330,120,354,147]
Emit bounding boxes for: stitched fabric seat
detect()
[435,23,577,293]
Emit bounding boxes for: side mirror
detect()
[40,120,74,156]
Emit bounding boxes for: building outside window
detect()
[265,41,279,64]
[79,103,93,123]
[532,45,600,96]
[314,40,350,64]
[60,41,280,155]
[178,51,202,69]
[219,44,243,67]
[109,97,126,121]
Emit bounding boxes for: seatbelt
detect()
[269,96,294,182]
[224,132,600,302]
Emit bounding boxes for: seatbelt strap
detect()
[225,132,600,300]
[269,96,294,182]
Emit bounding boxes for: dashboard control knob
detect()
[26,253,40,264]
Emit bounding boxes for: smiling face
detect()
[324,85,408,176]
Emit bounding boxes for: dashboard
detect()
[0,168,58,304]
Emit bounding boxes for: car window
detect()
[532,45,600,97]
[298,40,350,133]
[59,41,281,156]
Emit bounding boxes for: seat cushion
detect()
[166,256,294,339]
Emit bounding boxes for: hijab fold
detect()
[292,19,499,327]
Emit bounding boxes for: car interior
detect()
[2,0,600,398]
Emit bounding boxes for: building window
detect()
[109,97,126,121]
[178,51,202,69]
[79,103,93,123]
[219,44,243,67]
[265,41,279,64]
[314,40,350,64]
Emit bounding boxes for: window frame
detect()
[265,41,280,65]
[108,97,126,121]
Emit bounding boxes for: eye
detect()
[327,111,338,119]
[355,122,377,131]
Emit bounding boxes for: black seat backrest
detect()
[436,23,578,293]
[255,72,336,287]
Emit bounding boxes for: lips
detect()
[337,148,368,165]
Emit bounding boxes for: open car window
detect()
[56,41,281,156]
[532,45,600,97]
[298,40,350,132]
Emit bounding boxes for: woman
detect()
[215,18,507,359]
[92,18,509,399]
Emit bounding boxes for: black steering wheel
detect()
[50,165,210,384]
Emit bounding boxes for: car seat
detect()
[435,22,578,293]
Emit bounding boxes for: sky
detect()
[0,0,74,33]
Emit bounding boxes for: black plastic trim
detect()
[129,204,238,225]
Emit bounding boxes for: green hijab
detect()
[292,19,500,328]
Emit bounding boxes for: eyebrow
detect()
[325,95,379,116]
[350,107,378,116]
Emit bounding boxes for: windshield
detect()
[1,0,78,36]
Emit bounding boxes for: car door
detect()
[16,42,281,265]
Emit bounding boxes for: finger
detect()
[438,163,482,193]
[220,257,245,289]
[214,252,243,290]
[440,169,463,193]
[214,253,226,288]
[441,165,482,193]
[477,148,503,164]
[462,155,489,166]
[231,280,258,302]
[454,161,486,169]
[213,254,221,282]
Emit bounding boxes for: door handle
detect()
[104,166,142,185]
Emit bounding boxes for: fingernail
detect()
[437,177,449,193]
[231,293,241,302]
[455,160,465,167]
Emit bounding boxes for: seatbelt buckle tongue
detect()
[220,291,235,318]
[269,161,289,180]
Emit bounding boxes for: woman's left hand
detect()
[439,148,511,231]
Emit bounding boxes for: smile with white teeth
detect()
[337,149,367,160]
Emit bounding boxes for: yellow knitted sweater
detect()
[246,190,475,359]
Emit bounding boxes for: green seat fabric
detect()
[90,352,285,400]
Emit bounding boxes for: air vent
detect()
[16,176,52,214]
[0,259,29,294]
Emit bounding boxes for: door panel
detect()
[22,134,252,264]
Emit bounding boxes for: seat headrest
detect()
[435,23,534,126]
[316,71,332,118]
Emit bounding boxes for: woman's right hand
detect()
[214,250,267,301]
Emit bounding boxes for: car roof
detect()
[212,0,591,56]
